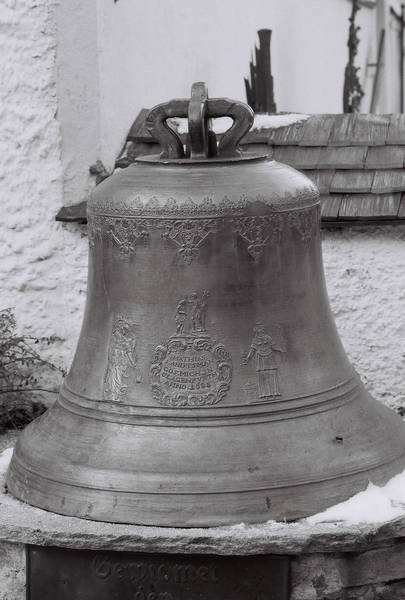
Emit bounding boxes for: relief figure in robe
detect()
[243,324,286,399]
[104,316,138,402]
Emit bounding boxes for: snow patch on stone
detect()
[307,473,405,525]
[0,448,13,483]
[252,113,310,130]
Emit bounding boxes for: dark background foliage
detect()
[0,308,65,433]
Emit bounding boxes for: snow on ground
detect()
[171,113,310,135]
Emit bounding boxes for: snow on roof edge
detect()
[171,113,310,135]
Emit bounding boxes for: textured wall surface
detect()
[0,542,25,600]
[323,227,405,412]
[0,0,87,391]
[55,0,99,207]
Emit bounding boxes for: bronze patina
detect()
[7,83,405,526]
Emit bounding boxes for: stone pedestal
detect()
[1,449,405,599]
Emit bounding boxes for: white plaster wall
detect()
[96,0,376,171]
[323,227,405,411]
[55,0,99,207]
[379,0,404,113]
[0,0,87,389]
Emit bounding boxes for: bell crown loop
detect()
[144,82,257,162]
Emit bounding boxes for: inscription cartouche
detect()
[243,324,286,401]
[104,315,141,403]
[150,291,233,407]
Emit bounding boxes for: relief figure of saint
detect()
[189,290,209,333]
[174,298,188,334]
[243,325,286,399]
[104,317,138,402]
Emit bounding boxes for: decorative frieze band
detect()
[88,186,318,218]
[88,204,320,263]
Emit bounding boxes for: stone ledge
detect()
[290,543,405,599]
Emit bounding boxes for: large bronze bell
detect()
[7,84,405,526]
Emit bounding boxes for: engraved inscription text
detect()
[150,291,232,407]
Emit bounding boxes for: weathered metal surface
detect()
[27,546,290,600]
[8,84,405,527]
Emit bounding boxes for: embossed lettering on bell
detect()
[7,83,405,526]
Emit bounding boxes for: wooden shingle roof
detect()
[256,114,405,225]
[56,113,405,226]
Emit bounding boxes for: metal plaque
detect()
[27,545,290,600]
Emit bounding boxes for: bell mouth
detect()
[135,153,269,165]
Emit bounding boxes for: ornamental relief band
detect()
[87,203,320,263]
[88,187,318,217]
[150,291,233,407]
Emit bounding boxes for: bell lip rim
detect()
[135,153,269,166]
[9,445,405,496]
